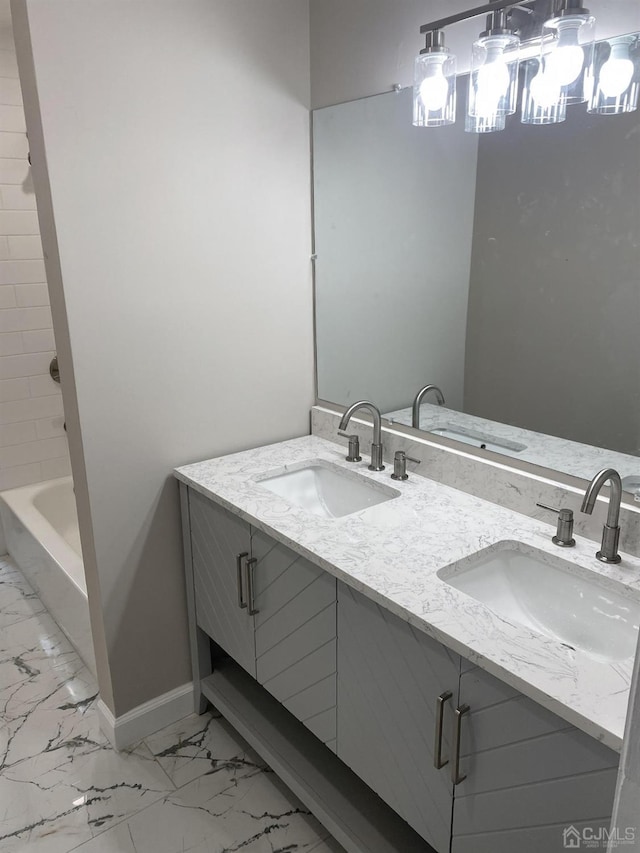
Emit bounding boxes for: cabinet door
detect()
[252,529,337,749]
[337,582,460,853]
[451,665,620,853]
[189,490,256,677]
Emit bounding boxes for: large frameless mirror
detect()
[313,33,640,495]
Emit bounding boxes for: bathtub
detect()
[0,476,96,675]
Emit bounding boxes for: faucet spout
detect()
[581,468,623,563]
[581,468,622,528]
[338,400,384,471]
[412,384,445,429]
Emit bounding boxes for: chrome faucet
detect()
[338,401,385,471]
[581,468,623,564]
[412,384,445,429]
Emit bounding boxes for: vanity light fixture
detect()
[413,0,638,133]
[468,8,520,127]
[520,55,568,124]
[465,109,507,132]
[413,30,457,127]
[588,35,640,114]
[542,0,595,104]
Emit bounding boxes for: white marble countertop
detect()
[175,434,640,752]
[385,402,640,493]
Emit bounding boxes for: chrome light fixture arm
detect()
[419,0,532,35]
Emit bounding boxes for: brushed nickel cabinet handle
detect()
[433,690,453,769]
[246,557,259,616]
[452,704,470,785]
[236,552,248,609]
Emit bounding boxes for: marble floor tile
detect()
[0,666,102,775]
[145,710,268,790]
[0,611,79,693]
[69,762,339,853]
[0,737,175,853]
[0,561,46,630]
[0,557,343,853]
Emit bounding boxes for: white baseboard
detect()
[97,682,194,750]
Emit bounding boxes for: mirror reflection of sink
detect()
[438,543,640,663]
[257,460,400,519]
[431,425,526,455]
[622,475,640,502]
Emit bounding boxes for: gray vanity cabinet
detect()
[450,664,619,853]
[336,583,619,853]
[186,487,620,853]
[336,581,461,853]
[188,488,337,747]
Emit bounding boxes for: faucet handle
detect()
[338,431,362,463]
[391,450,421,481]
[536,503,575,548]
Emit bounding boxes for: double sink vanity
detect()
[174,405,639,853]
[172,29,640,851]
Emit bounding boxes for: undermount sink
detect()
[438,543,640,663]
[256,460,400,519]
[431,425,526,456]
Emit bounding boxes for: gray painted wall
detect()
[314,88,478,413]
[464,105,640,454]
[13,0,314,716]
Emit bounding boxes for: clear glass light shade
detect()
[413,51,457,127]
[468,34,520,118]
[521,58,567,124]
[465,110,507,133]
[588,38,639,115]
[543,13,595,104]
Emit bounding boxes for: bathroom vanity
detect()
[175,432,637,853]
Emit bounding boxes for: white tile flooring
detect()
[0,556,343,853]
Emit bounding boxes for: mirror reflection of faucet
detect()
[412,384,445,429]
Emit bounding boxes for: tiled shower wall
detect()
[0,9,69,491]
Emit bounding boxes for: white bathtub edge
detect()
[0,477,85,596]
[0,481,96,677]
[97,682,194,751]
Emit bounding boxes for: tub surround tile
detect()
[175,434,640,751]
[0,333,23,356]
